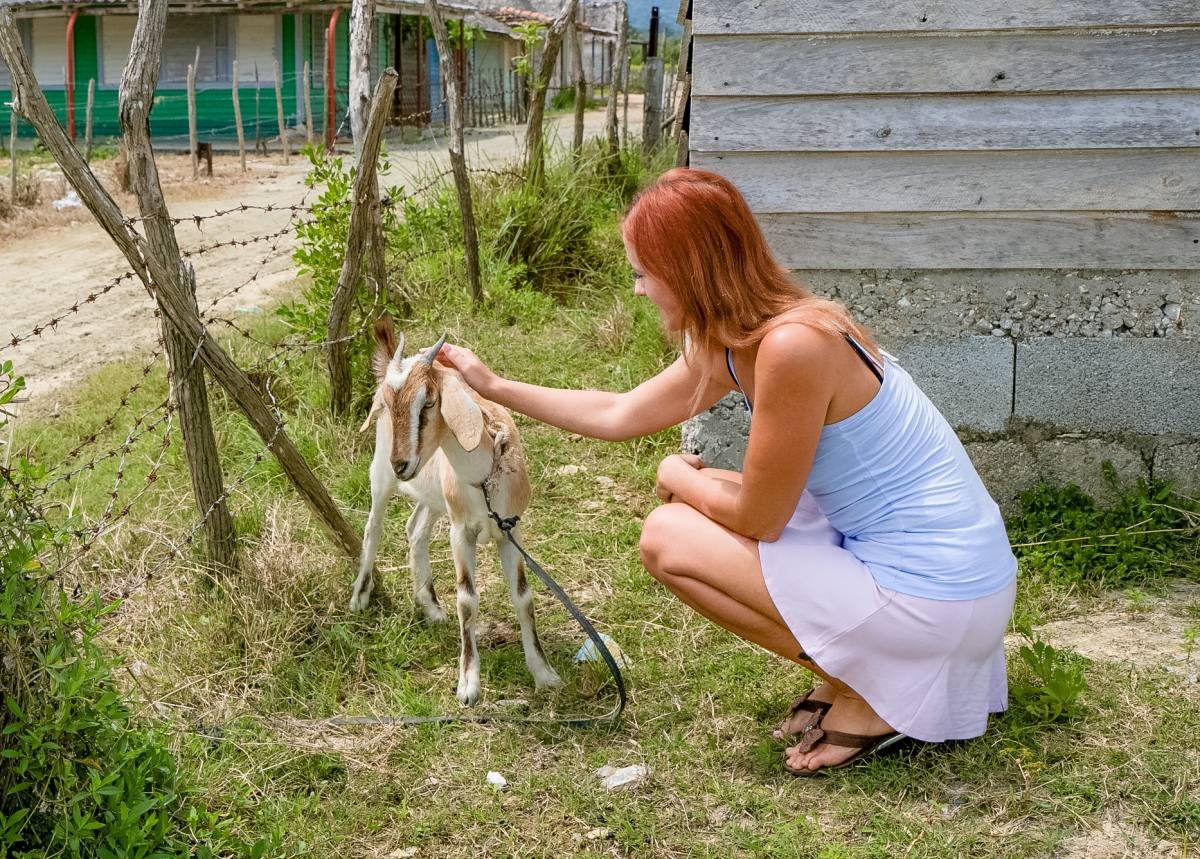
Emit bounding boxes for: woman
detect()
[436,168,1018,775]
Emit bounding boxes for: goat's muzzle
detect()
[394,458,419,481]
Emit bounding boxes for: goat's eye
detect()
[423,398,437,410]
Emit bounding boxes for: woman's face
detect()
[626,242,683,331]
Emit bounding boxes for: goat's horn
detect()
[423,334,448,365]
[393,333,406,363]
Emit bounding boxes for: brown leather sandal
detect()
[783,727,908,776]
[772,688,833,741]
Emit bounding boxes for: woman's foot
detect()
[773,682,835,739]
[783,690,895,773]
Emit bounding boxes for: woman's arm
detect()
[656,325,836,541]
[437,343,731,442]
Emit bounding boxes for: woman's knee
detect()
[638,503,693,580]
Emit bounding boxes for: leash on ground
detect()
[279,486,627,731]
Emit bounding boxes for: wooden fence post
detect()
[254,62,263,154]
[524,0,580,189]
[187,47,199,178]
[232,60,246,172]
[326,69,397,418]
[303,60,314,144]
[642,56,664,151]
[570,6,585,156]
[0,5,363,565]
[425,1,482,304]
[604,3,627,161]
[622,55,630,147]
[273,58,289,163]
[84,78,95,163]
[674,20,692,167]
[350,0,375,157]
[9,109,16,201]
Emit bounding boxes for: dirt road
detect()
[2,100,646,407]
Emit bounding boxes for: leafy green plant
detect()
[1008,469,1200,591]
[1010,621,1089,723]
[0,363,272,857]
[512,22,547,77]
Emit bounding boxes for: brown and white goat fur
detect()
[351,316,560,705]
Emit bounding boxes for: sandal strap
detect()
[816,728,900,750]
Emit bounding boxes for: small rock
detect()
[585,828,611,841]
[975,319,993,334]
[595,764,649,790]
[991,328,1005,337]
[128,660,152,678]
[897,296,912,309]
[555,464,583,476]
[486,771,508,791]
[595,476,616,490]
[389,849,419,859]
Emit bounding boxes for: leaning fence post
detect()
[232,60,246,172]
[273,58,289,163]
[84,78,95,163]
[187,47,199,178]
[326,69,397,418]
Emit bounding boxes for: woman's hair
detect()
[621,167,881,386]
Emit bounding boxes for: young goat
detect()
[351,316,560,705]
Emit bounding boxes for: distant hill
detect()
[625,0,682,35]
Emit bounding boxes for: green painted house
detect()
[0,0,523,145]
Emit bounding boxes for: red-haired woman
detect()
[436,168,1018,775]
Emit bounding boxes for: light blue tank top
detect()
[726,337,1017,601]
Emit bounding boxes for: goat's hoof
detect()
[348,590,372,612]
[419,603,447,624]
[456,679,481,706]
[533,668,562,690]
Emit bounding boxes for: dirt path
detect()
[2,99,645,409]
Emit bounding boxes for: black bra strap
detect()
[725,347,753,413]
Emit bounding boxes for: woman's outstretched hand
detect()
[434,342,500,397]
[655,453,705,503]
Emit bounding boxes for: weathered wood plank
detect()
[692,150,1200,212]
[690,93,1200,152]
[694,30,1200,96]
[759,212,1200,269]
[694,1,1200,35]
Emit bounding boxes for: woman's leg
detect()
[639,500,896,772]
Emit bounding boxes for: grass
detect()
[9,150,1200,856]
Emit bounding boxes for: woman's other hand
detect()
[655,453,705,502]
[434,342,499,397]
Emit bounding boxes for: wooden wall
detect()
[688,1,1200,269]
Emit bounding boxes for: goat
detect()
[351,315,560,705]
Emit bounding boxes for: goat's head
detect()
[361,315,484,481]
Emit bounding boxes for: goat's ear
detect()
[371,315,398,382]
[439,373,484,452]
[359,389,385,433]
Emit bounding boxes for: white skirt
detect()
[760,492,1016,743]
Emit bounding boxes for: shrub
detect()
[0,361,269,858]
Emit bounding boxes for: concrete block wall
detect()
[682,270,1200,513]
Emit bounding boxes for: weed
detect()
[1010,621,1090,723]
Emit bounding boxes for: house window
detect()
[235,15,279,83]
[0,22,31,89]
[31,17,67,86]
[101,14,232,87]
[160,15,232,85]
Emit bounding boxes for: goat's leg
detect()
[499,532,561,690]
[450,523,483,705]
[350,462,395,612]
[406,504,446,623]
